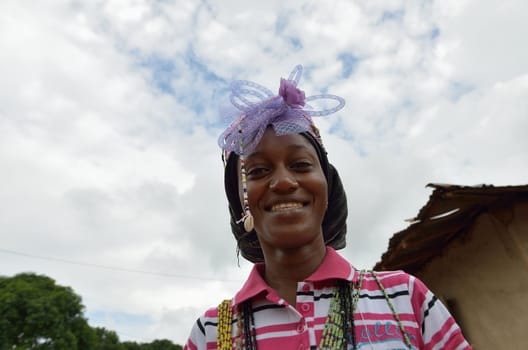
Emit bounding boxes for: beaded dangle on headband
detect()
[237,122,254,232]
[218,65,345,231]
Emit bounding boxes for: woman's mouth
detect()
[270,202,304,212]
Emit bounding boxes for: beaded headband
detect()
[218,65,345,232]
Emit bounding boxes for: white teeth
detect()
[271,202,303,212]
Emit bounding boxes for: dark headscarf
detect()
[224,131,348,263]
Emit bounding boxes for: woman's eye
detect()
[247,167,268,177]
[290,161,312,170]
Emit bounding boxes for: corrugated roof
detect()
[373,184,528,273]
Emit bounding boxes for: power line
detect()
[0,247,242,282]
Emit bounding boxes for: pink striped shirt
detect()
[184,248,471,349]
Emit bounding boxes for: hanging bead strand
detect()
[236,305,244,350]
[217,300,233,350]
[350,270,364,349]
[371,271,412,349]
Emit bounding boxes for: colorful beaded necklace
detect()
[217,270,412,350]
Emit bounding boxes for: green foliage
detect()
[0,273,96,350]
[122,341,142,350]
[94,327,124,350]
[146,339,183,350]
[0,273,182,350]
[122,339,182,350]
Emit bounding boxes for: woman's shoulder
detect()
[194,300,231,327]
[184,302,228,350]
[363,269,410,278]
[359,269,414,288]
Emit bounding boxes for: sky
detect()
[1,0,527,345]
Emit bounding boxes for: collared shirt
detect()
[184,247,471,350]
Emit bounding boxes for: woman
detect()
[184,65,471,349]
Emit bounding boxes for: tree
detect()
[0,273,96,350]
[94,327,124,350]
[122,341,142,350]
[146,339,182,350]
[122,339,182,350]
[0,273,184,350]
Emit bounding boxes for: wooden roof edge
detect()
[417,183,528,221]
[374,221,473,272]
[374,183,528,272]
[426,183,528,194]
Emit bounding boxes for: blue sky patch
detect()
[339,53,360,78]
[448,81,474,102]
[380,9,404,23]
[275,14,288,34]
[185,46,225,85]
[430,27,440,40]
[289,37,302,50]
[87,310,153,328]
[274,15,302,50]
[328,117,367,157]
[140,55,176,94]
[181,46,228,120]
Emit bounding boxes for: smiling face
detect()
[240,128,328,254]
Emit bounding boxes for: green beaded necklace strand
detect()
[371,272,413,348]
[318,277,359,349]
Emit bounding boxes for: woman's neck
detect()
[262,242,327,306]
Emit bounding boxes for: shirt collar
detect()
[232,247,356,306]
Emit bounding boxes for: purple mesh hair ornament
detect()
[218,65,345,157]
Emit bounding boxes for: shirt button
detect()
[296,323,305,333]
[298,343,305,350]
[300,303,310,312]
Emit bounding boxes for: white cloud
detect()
[434,0,528,86]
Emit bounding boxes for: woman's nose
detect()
[269,167,298,192]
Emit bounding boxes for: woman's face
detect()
[240,128,328,252]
